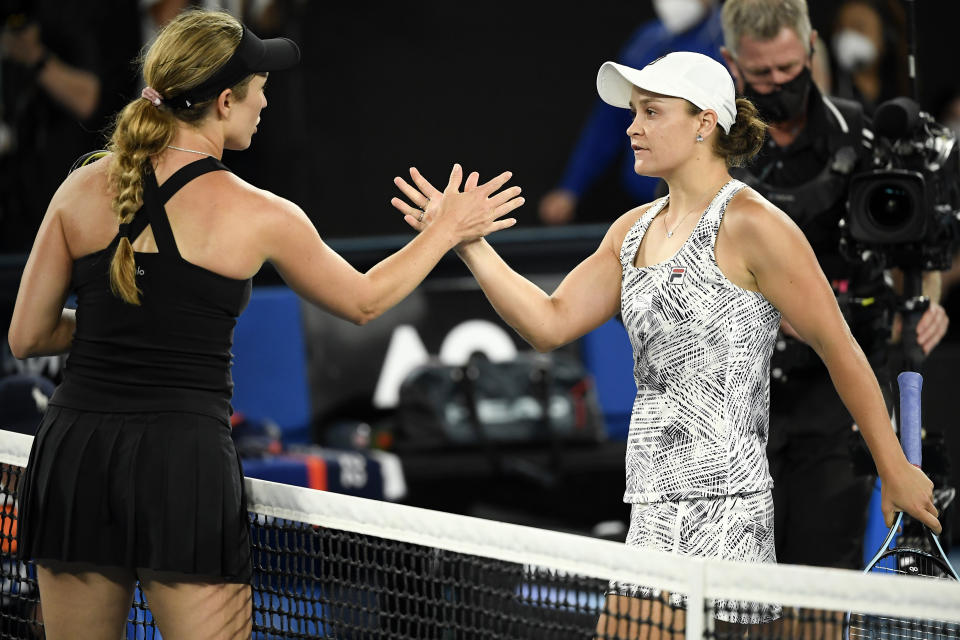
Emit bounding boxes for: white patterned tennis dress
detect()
[614,179,782,623]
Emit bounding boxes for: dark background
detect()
[4,1,959,243]
[226,1,960,239]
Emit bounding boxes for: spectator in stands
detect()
[0,2,105,252]
[828,0,909,116]
[538,0,724,226]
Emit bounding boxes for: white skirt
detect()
[609,490,780,624]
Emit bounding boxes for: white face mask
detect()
[832,29,878,72]
[652,0,707,35]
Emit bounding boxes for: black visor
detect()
[165,25,300,109]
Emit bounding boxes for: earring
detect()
[696,134,704,143]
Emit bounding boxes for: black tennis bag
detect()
[394,351,605,450]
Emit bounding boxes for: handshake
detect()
[389,164,525,248]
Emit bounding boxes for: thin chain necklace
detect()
[661,206,698,239]
[166,144,211,157]
[661,179,730,238]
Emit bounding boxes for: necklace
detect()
[166,144,211,157]
[662,206,698,238]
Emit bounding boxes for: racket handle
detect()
[897,371,923,467]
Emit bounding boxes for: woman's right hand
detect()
[391,164,524,245]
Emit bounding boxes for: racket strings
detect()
[873,548,956,580]
[847,550,960,639]
[847,613,960,639]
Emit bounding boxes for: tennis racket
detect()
[844,371,959,639]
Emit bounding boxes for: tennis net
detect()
[0,427,958,639]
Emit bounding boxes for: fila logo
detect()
[668,267,686,285]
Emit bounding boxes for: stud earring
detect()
[696,134,704,143]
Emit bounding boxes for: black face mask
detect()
[741,65,812,123]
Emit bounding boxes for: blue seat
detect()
[580,318,634,440]
[231,286,312,443]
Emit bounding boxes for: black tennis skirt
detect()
[16,405,252,583]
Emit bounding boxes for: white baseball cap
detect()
[596,51,737,133]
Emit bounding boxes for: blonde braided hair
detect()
[104,10,250,304]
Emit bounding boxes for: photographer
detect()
[720,0,948,571]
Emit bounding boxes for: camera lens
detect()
[866,183,915,231]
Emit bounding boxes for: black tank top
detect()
[51,157,252,422]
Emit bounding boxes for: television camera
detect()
[841,96,960,273]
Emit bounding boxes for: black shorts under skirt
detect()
[16,405,252,583]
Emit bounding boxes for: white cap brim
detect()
[596,54,736,133]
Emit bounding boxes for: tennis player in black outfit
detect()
[6,10,523,639]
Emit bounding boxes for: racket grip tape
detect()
[897,371,923,467]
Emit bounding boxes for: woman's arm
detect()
[729,191,941,533]
[8,187,76,358]
[261,165,523,325]
[391,167,629,351]
[452,235,624,352]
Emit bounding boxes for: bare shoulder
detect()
[604,200,659,254]
[52,153,115,226]
[214,171,306,221]
[721,187,817,277]
[614,200,658,230]
[55,153,112,203]
[722,187,799,239]
[209,172,315,258]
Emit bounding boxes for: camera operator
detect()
[719,0,948,571]
[0,1,105,253]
